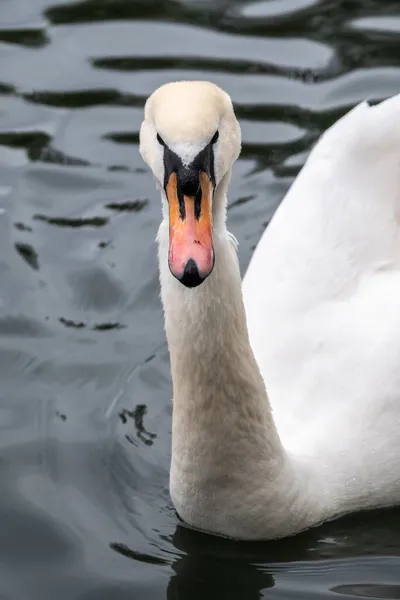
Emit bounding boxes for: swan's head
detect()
[140,80,241,288]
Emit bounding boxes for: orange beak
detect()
[166,171,214,287]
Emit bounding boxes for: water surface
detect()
[1,0,400,598]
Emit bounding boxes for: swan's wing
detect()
[242,93,400,452]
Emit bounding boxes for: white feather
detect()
[141,82,400,540]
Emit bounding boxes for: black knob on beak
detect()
[178,168,200,197]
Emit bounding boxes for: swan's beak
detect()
[167,171,214,288]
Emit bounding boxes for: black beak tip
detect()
[178,258,206,288]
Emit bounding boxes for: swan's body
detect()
[140,82,400,540]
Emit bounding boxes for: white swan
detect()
[139,80,400,540]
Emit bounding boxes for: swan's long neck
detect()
[157,187,318,539]
[161,223,284,470]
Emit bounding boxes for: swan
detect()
[139,80,400,540]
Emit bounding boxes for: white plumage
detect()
[140,82,400,540]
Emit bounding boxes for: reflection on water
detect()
[1,0,400,598]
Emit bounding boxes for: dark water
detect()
[1,0,400,598]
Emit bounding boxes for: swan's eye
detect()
[211,131,219,144]
[157,133,166,147]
